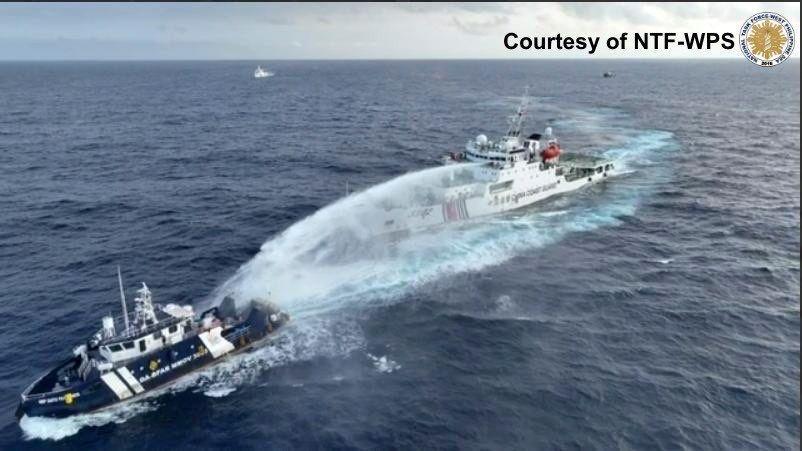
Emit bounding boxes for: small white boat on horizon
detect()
[254,66,274,78]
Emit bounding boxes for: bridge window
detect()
[109,344,123,352]
[139,339,146,352]
[123,341,135,350]
[169,325,178,334]
[489,180,513,194]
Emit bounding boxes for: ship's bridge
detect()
[464,132,542,168]
[93,284,195,364]
[96,310,192,364]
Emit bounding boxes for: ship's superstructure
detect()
[17,272,288,419]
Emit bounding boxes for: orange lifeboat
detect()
[540,143,561,162]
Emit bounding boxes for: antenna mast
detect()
[506,86,529,138]
[117,266,129,333]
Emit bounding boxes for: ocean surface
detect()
[0,59,798,450]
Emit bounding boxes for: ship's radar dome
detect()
[544,126,553,136]
[476,134,488,145]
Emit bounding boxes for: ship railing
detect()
[93,312,126,342]
[98,312,186,344]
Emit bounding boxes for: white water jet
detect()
[206,130,675,319]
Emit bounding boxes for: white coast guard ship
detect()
[367,91,616,238]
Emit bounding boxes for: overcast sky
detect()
[1,2,799,60]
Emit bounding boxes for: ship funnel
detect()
[102,315,116,338]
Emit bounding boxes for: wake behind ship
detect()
[16,271,289,419]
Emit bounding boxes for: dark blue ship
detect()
[16,270,289,419]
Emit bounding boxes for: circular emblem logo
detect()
[740,12,795,66]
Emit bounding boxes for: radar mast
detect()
[117,266,129,333]
[133,283,158,330]
[505,86,529,138]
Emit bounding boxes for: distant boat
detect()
[603,71,615,78]
[254,66,274,78]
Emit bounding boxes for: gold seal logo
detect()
[740,12,795,66]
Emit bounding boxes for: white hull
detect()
[369,160,615,237]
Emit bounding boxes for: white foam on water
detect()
[20,399,157,441]
[202,385,237,398]
[183,316,366,396]
[494,295,516,312]
[367,354,401,374]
